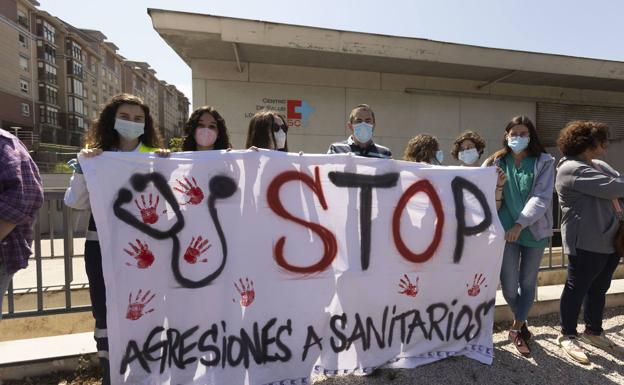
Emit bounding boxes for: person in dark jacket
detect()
[555,120,624,365]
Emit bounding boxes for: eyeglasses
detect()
[272,122,288,133]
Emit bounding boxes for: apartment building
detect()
[0,0,189,171]
[0,0,39,148]
[158,80,188,142]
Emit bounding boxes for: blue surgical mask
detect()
[114,118,144,140]
[435,150,444,164]
[507,136,530,154]
[458,148,479,165]
[353,122,373,143]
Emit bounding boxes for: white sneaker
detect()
[558,335,590,364]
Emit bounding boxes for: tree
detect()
[169,136,185,152]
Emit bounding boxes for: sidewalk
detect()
[311,306,624,385]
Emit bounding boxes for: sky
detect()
[39,0,624,106]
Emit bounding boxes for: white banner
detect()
[81,150,504,385]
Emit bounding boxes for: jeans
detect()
[500,242,545,323]
[0,263,14,320]
[560,249,620,336]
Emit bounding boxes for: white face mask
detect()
[458,148,480,165]
[353,122,373,143]
[114,118,144,140]
[435,150,444,164]
[274,129,287,150]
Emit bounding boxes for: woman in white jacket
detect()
[64,93,166,385]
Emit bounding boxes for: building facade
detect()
[150,9,624,172]
[0,0,189,171]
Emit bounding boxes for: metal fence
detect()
[0,191,601,320]
[2,190,91,319]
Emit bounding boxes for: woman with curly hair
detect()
[484,115,555,357]
[451,130,486,167]
[63,93,168,385]
[555,120,624,364]
[181,106,232,151]
[403,134,443,164]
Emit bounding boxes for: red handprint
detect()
[398,274,419,297]
[125,289,156,320]
[135,193,160,224]
[467,273,487,297]
[124,239,154,269]
[174,177,204,205]
[234,277,255,307]
[183,236,211,264]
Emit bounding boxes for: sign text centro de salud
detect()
[246,98,315,127]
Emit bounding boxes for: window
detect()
[19,56,28,71]
[44,44,56,64]
[20,79,29,94]
[44,63,57,84]
[17,10,29,29]
[91,92,97,102]
[91,77,96,87]
[42,85,58,105]
[68,96,84,115]
[68,41,82,61]
[70,61,83,77]
[68,78,83,96]
[90,61,97,73]
[41,106,59,126]
[18,34,28,49]
[43,21,55,43]
[21,103,30,117]
[68,115,84,130]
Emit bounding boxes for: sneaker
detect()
[520,323,532,341]
[509,330,531,357]
[558,335,590,364]
[578,332,622,352]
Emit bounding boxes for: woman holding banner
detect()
[555,121,624,364]
[64,93,167,385]
[246,110,289,151]
[484,115,554,357]
[182,106,232,151]
[403,134,443,165]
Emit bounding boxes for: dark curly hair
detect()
[85,93,163,150]
[451,130,486,160]
[557,120,609,156]
[182,106,232,151]
[403,134,439,163]
[245,110,289,151]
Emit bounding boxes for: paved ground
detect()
[312,307,624,385]
[4,307,624,385]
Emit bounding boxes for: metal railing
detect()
[2,190,91,319]
[0,192,615,319]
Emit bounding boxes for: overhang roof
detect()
[148,8,624,92]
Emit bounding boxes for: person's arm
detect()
[0,149,43,237]
[327,144,336,154]
[516,157,555,228]
[64,156,91,210]
[572,164,624,200]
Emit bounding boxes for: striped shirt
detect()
[327,136,392,159]
[0,129,44,274]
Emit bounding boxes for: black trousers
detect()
[560,248,620,336]
[84,239,110,385]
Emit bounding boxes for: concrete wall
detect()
[191,59,624,171]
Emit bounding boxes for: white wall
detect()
[191,59,623,171]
